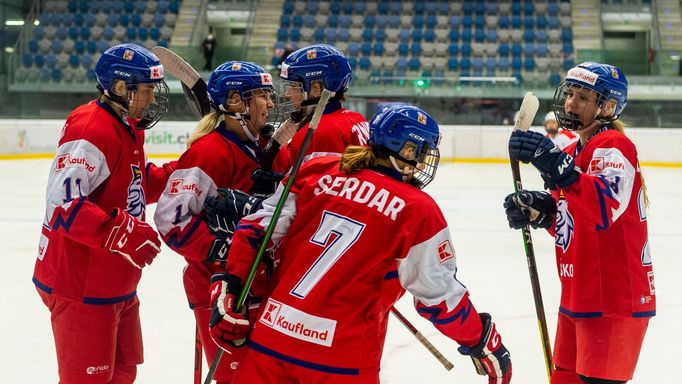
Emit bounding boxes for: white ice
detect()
[1,159,679,383]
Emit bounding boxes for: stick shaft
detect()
[390,307,454,371]
[194,324,202,384]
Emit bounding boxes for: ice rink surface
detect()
[1,158,679,383]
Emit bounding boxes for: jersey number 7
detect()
[290,211,366,299]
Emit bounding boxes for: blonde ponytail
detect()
[340,146,376,173]
[187,112,221,147]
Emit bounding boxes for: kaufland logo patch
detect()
[150,64,164,79]
[306,49,317,60]
[437,240,454,263]
[280,63,289,78]
[417,111,427,125]
[588,157,624,175]
[122,49,134,61]
[261,73,272,85]
[168,179,203,196]
[259,298,336,347]
[55,153,96,173]
[566,67,598,86]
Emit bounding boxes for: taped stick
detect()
[390,307,454,371]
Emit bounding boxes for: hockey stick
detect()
[203,89,336,384]
[390,307,454,371]
[194,324,202,384]
[151,46,211,119]
[509,91,554,381]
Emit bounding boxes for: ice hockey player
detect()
[543,110,577,150]
[505,62,655,383]
[210,104,513,384]
[33,43,174,383]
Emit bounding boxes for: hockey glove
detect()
[103,208,161,269]
[458,313,512,384]
[206,238,230,268]
[204,189,263,240]
[509,130,579,188]
[209,273,251,351]
[503,190,557,230]
[250,168,283,198]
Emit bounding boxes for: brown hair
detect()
[339,145,378,173]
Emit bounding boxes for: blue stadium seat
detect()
[34,26,45,40]
[388,15,399,28]
[548,3,560,16]
[68,27,79,40]
[338,15,350,28]
[537,16,547,30]
[396,57,408,71]
[499,15,510,29]
[399,28,410,41]
[462,2,474,14]
[45,53,57,68]
[63,13,74,26]
[461,29,472,42]
[86,40,97,54]
[561,29,573,43]
[127,28,137,40]
[124,1,134,13]
[359,56,371,70]
[377,1,389,15]
[22,53,32,67]
[375,29,386,42]
[314,28,324,41]
[548,16,560,29]
[438,2,450,15]
[373,42,384,56]
[408,57,420,71]
[277,28,288,41]
[112,0,124,14]
[524,29,535,42]
[524,58,535,71]
[536,43,548,57]
[523,16,534,30]
[361,42,371,55]
[352,1,363,14]
[475,15,485,29]
[56,27,67,40]
[290,28,301,42]
[158,0,170,13]
[150,27,161,40]
[411,42,421,56]
[412,29,422,42]
[169,1,180,14]
[74,13,84,27]
[51,40,63,54]
[511,42,522,57]
[499,43,509,56]
[29,40,39,54]
[486,29,498,42]
[472,57,484,73]
[365,15,376,29]
[74,40,84,54]
[549,72,562,87]
[413,2,425,14]
[449,29,460,42]
[398,42,409,56]
[460,57,471,73]
[486,2,498,14]
[511,57,522,71]
[308,1,319,14]
[448,43,459,56]
[85,13,96,27]
[131,14,141,27]
[280,15,290,28]
[536,29,548,42]
[425,15,437,29]
[475,29,485,42]
[563,58,575,71]
[97,40,110,53]
[462,15,473,29]
[511,15,521,29]
[523,2,534,15]
[34,54,45,68]
[362,29,373,42]
[348,42,360,56]
[103,27,114,41]
[498,56,510,72]
[426,2,438,14]
[461,43,472,56]
[327,14,338,28]
[563,43,573,54]
[107,14,118,28]
[413,15,424,29]
[292,15,303,28]
[69,54,79,68]
[157,40,169,48]
[523,43,535,57]
[447,57,458,71]
[303,15,315,28]
[283,1,294,15]
[51,68,63,82]
[134,1,146,13]
[138,28,149,41]
[338,28,350,42]
[424,29,436,43]
[450,15,461,29]
[80,27,90,40]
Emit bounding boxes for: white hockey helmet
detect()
[544,111,558,123]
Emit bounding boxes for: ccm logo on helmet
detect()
[305,71,323,77]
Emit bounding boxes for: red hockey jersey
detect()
[154,122,262,308]
[552,128,655,318]
[272,104,369,174]
[226,156,485,374]
[33,100,175,303]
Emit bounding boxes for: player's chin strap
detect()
[219,102,259,143]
